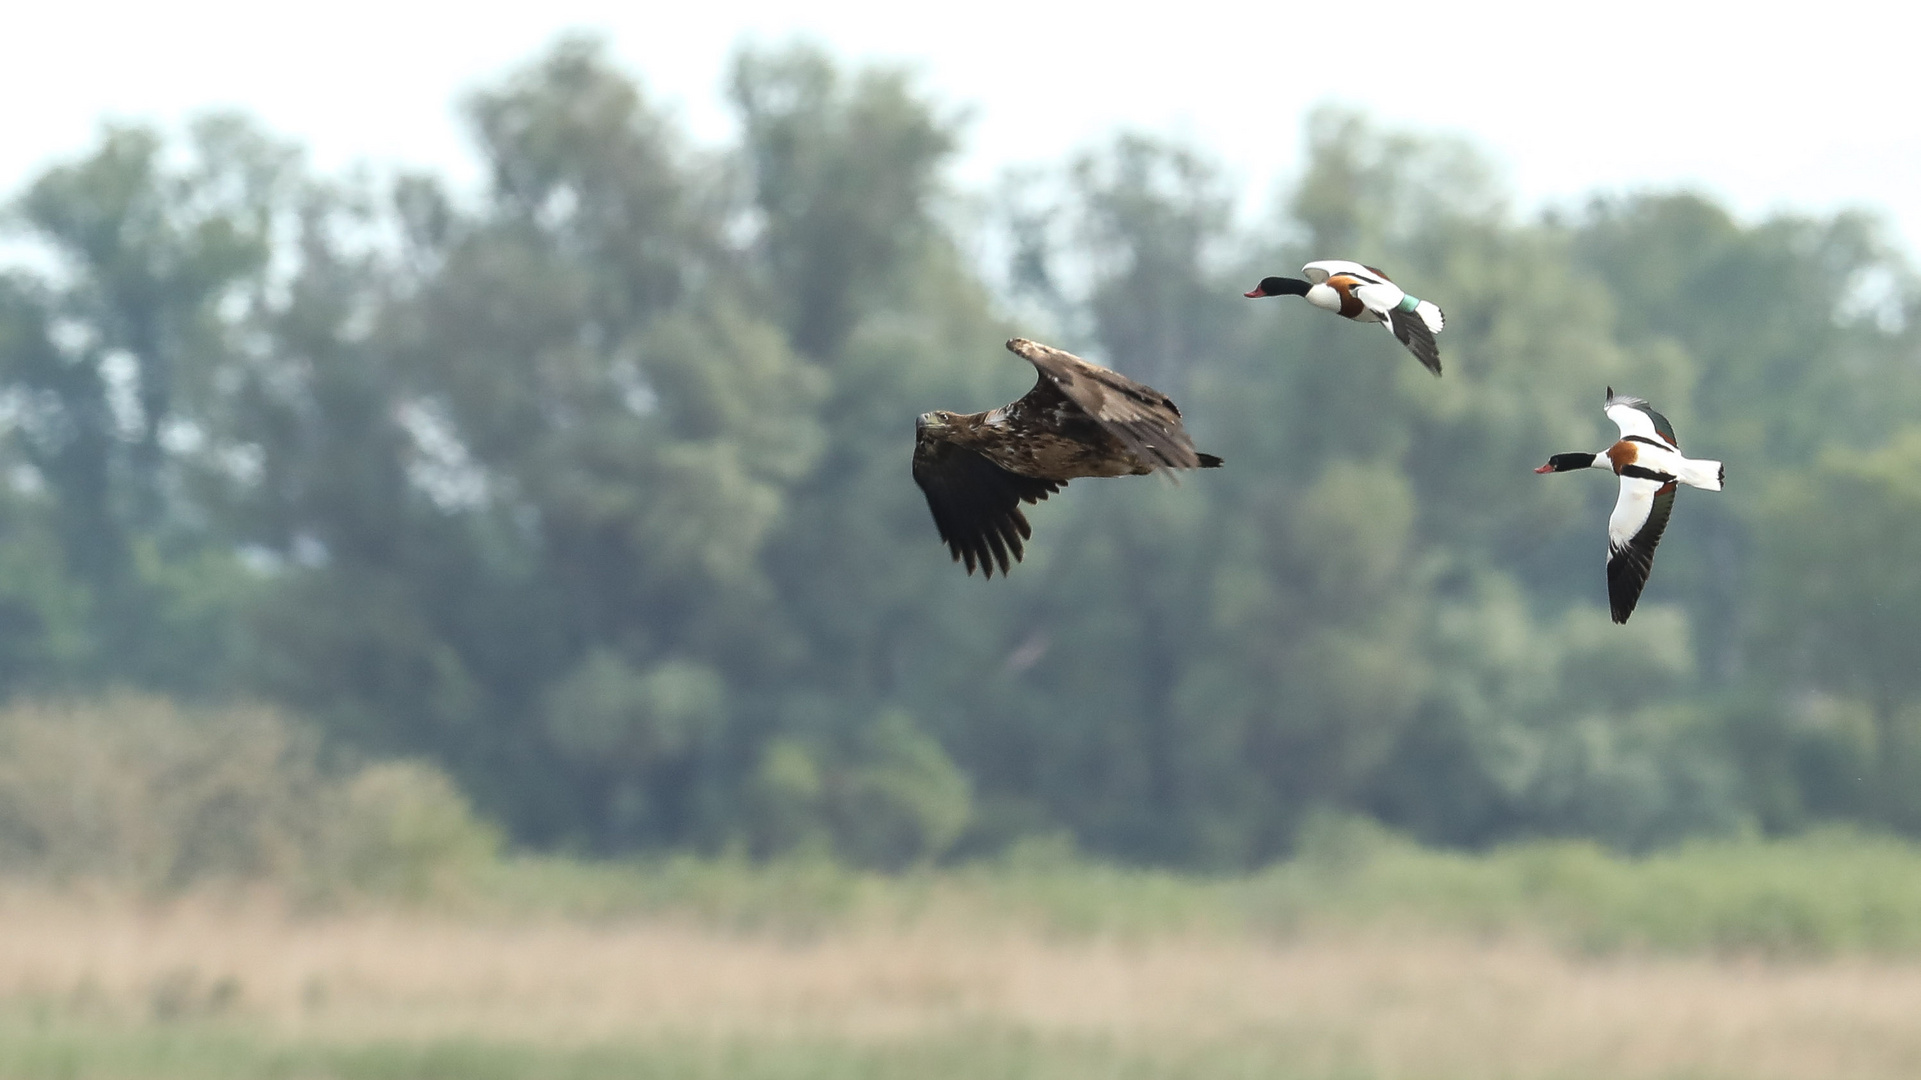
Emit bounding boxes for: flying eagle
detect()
[912,337,1223,577]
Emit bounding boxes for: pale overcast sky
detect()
[5,0,1920,254]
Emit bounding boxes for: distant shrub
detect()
[0,696,497,898]
[743,711,973,870]
[1229,818,1921,958]
[828,710,973,870]
[543,654,726,768]
[743,736,829,859]
[0,696,327,889]
[335,762,501,900]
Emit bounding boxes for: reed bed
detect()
[4,886,1921,1080]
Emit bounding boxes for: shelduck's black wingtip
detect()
[1609,589,1637,624]
[1387,308,1443,376]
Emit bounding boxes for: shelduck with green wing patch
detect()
[1244,259,1448,375]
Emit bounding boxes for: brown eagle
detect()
[912,337,1223,577]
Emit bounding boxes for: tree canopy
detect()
[3,35,1918,866]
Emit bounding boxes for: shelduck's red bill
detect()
[1243,286,1265,298]
[1533,463,1555,473]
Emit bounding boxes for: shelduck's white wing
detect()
[1350,280,1442,376]
[1350,280,1408,315]
[1604,388,1681,450]
[1302,259,1382,284]
[1605,474,1677,624]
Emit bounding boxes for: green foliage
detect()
[0,484,90,689]
[1752,427,1921,830]
[743,737,829,858]
[1255,819,1921,958]
[737,710,972,869]
[0,115,290,694]
[828,710,974,869]
[443,825,1921,959]
[1072,132,1238,388]
[3,38,1921,863]
[545,654,727,768]
[1756,427,1921,708]
[730,42,959,357]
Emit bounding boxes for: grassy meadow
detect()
[7,828,1921,1080]
[8,701,1921,1078]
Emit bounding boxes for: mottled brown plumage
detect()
[912,338,1223,577]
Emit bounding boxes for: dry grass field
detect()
[9,706,1921,1079]
[4,887,1921,1080]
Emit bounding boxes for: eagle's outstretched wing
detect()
[1004,338,1203,471]
[912,435,1064,577]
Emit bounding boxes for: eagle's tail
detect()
[1197,453,1224,468]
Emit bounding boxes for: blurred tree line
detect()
[3,36,1919,869]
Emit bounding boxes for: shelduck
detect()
[1244,260,1447,375]
[1534,388,1724,624]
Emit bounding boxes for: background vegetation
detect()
[3,34,1920,876]
[7,36,1921,1078]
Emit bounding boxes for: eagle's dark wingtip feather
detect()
[994,520,1026,565]
[983,530,1010,578]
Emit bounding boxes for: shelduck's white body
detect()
[1245,261,1447,375]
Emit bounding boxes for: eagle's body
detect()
[913,338,1222,577]
[936,397,1153,479]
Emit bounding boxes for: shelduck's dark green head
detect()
[1535,452,1600,474]
[1245,276,1311,299]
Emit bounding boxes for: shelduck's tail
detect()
[1679,457,1724,491]
[1412,298,1445,334]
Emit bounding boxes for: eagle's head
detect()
[916,410,959,438]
